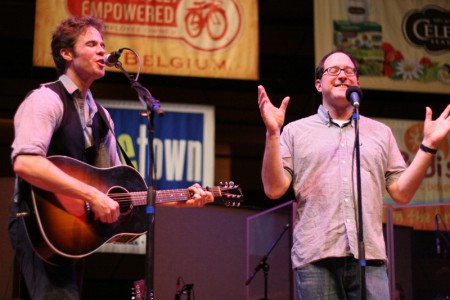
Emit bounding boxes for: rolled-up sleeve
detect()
[11,87,63,161]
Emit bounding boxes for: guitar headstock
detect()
[218,181,244,207]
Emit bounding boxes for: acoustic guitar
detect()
[21,155,244,265]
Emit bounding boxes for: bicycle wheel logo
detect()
[182,0,243,52]
[185,0,228,40]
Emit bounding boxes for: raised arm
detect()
[388,104,450,204]
[258,85,292,199]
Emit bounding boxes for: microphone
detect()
[105,48,124,67]
[346,86,363,107]
[436,214,441,254]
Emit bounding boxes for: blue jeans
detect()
[8,203,83,300]
[295,257,389,300]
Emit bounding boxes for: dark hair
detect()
[51,16,106,75]
[315,49,360,80]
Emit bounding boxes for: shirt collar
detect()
[317,104,353,128]
[59,74,79,95]
[59,74,97,114]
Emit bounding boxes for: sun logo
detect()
[404,123,449,159]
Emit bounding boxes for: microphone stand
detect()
[112,58,164,300]
[352,104,366,300]
[245,223,290,300]
[181,284,194,300]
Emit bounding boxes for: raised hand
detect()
[422,104,450,149]
[257,85,290,135]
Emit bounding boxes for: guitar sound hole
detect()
[108,186,133,215]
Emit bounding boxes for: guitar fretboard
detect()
[112,187,223,206]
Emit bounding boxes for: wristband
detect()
[419,143,437,155]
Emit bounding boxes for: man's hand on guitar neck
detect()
[179,183,214,207]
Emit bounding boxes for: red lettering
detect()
[425,155,436,178]
[124,52,138,65]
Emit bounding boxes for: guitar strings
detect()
[105,187,223,204]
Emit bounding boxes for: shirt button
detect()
[343,178,348,182]
[342,160,346,164]
[344,198,348,202]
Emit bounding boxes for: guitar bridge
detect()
[109,235,142,244]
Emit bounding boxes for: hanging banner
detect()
[95,100,214,255]
[377,117,450,230]
[33,0,259,80]
[98,100,215,189]
[314,0,450,94]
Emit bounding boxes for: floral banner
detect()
[314,0,450,94]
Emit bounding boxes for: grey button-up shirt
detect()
[281,105,406,269]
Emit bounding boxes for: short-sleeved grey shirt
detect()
[281,105,406,268]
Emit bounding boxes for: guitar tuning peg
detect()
[220,181,237,188]
[227,200,239,207]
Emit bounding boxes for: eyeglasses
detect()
[323,66,356,76]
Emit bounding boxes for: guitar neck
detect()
[129,187,222,206]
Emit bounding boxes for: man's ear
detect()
[315,79,322,93]
[60,48,73,62]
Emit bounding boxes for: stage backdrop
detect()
[378,117,450,231]
[98,100,215,190]
[33,0,259,80]
[314,0,450,94]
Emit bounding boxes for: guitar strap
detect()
[95,102,135,169]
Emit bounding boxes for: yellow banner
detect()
[314,0,450,94]
[33,0,259,80]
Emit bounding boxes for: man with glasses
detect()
[257,50,450,299]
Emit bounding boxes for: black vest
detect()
[46,80,108,165]
[13,80,109,214]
